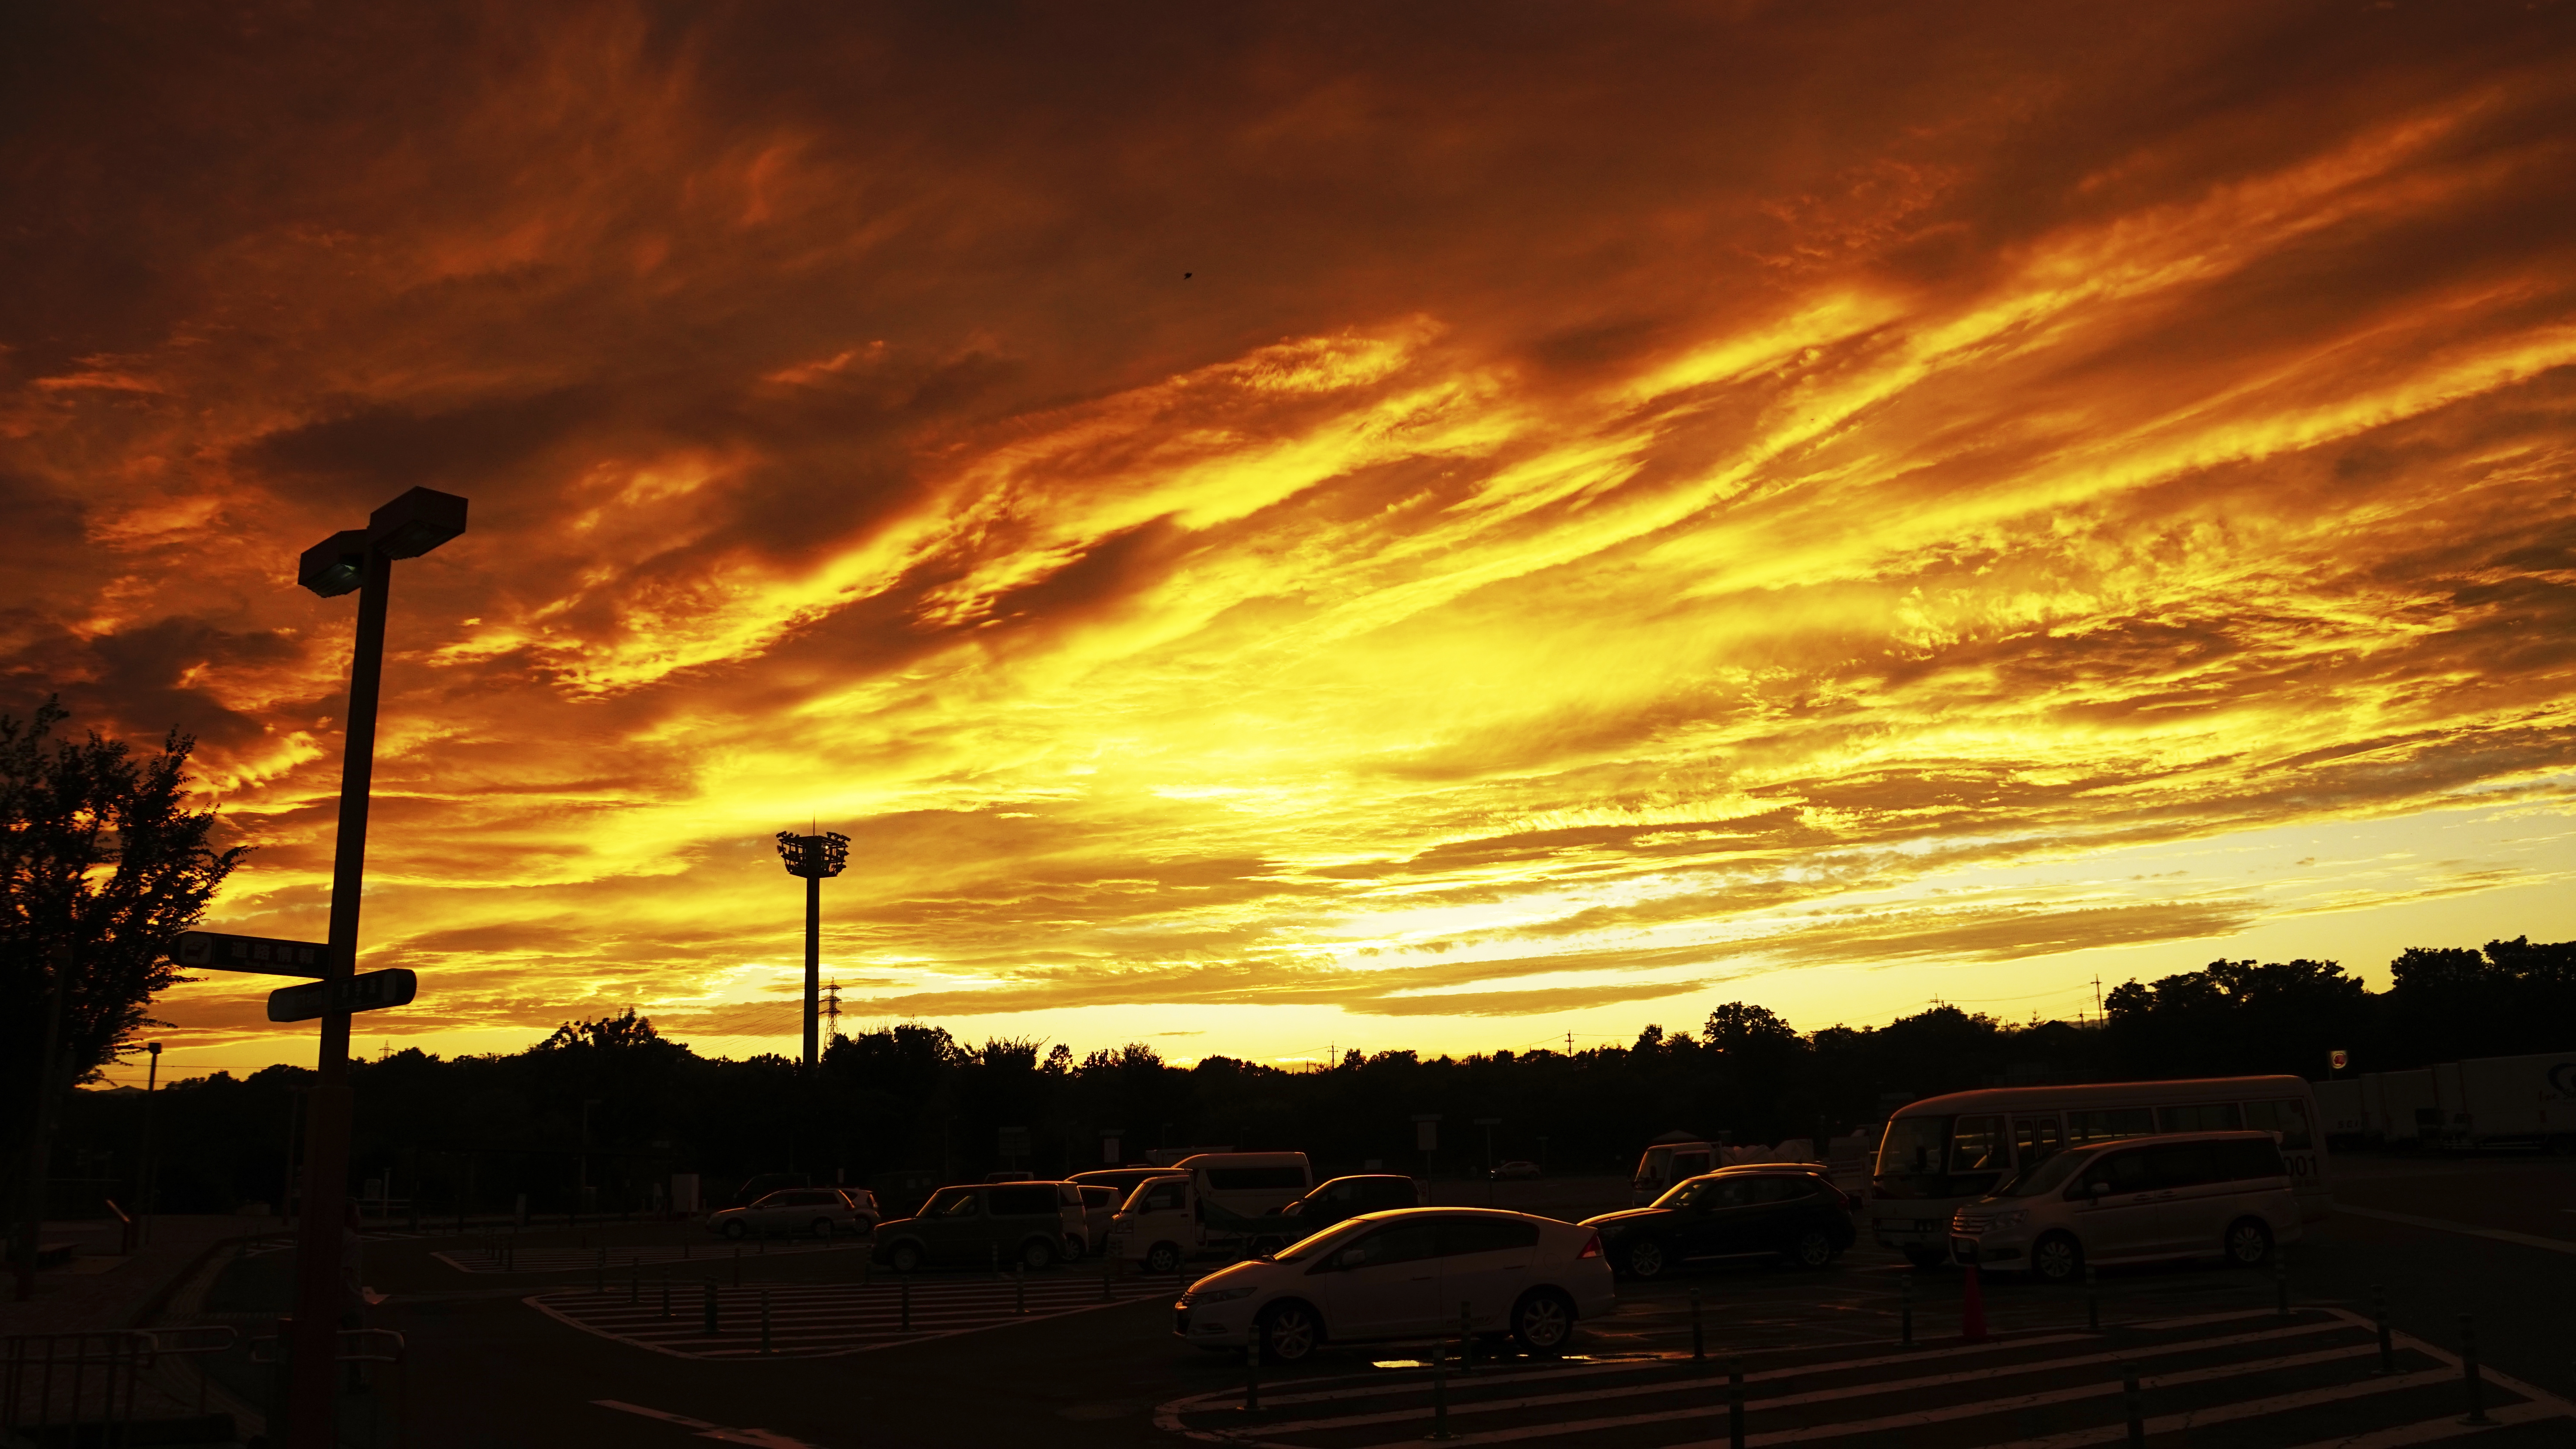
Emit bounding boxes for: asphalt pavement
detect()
[157,1155,2576,1447]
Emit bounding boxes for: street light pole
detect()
[285,488,465,1449]
[775,831,850,1070]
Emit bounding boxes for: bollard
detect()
[703,1280,719,1335]
[2085,1264,2099,1332]
[1691,1287,1705,1364]
[2273,1247,2289,1316]
[2121,1363,2144,1448]
[596,1246,607,1294]
[990,1243,1001,1279]
[1960,1259,1989,1343]
[734,1244,743,1287]
[1459,1300,1473,1374]
[1101,1255,1113,1302]
[1429,1340,1452,1440]
[2370,1285,2395,1376]
[1243,1339,1261,1413]
[2458,1313,2491,1425]
[900,1273,911,1331]
[661,1280,671,1319]
[1016,1261,1027,1316]
[1900,1273,1914,1347]
[1728,1357,1745,1449]
[760,1289,772,1355]
[629,1266,639,1306]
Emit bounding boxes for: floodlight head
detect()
[147,1042,161,1057]
[777,830,852,879]
[298,530,373,597]
[368,487,469,559]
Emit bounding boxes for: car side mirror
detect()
[1333,1246,1367,1270]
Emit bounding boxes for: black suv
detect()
[1579,1165,1854,1278]
[1258,1174,1421,1244]
[871,1182,1080,1272]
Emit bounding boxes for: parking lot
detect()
[162,1158,2576,1447]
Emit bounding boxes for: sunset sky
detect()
[8,2,2574,1085]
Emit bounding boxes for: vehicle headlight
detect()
[1989,1210,2028,1231]
[1194,1285,1257,1304]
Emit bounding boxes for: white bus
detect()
[1868,1076,2329,1267]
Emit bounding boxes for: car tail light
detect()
[1577,1233,1603,1259]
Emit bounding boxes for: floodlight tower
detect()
[776,829,851,1069]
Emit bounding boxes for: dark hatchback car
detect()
[871,1182,1081,1272]
[1580,1166,1855,1279]
[1261,1174,1423,1243]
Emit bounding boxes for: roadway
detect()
[168,1153,2575,1447]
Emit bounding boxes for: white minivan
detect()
[1946,1130,2303,1282]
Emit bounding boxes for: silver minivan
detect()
[1947,1131,2301,1282]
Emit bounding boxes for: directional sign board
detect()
[266,968,418,1023]
[173,931,329,977]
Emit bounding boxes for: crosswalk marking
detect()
[1242,1320,2362,1438]
[1154,1307,2576,1448]
[530,1272,1188,1359]
[436,1240,858,1275]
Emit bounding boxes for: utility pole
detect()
[139,1043,161,1248]
[12,941,72,1301]
[2092,974,2104,1020]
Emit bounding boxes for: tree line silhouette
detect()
[49,935,2572,1219]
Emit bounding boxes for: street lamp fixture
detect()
[283,485,466,1449]
[777,830,851,1070]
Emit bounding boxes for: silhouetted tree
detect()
[3,700,243,1191]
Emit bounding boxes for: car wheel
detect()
[2224,1217,2273,1268]
[2031,1231,2083,1285]
[1902,1246,1947,1270]
[1063,1235,1086,1261]
[811,1219,836,1240]
[1621,1237,1671,1281]
[887,1241,923,1273]
[721,1219,747,1240]
[1259,1301,1322,1364]
[1145,1242,1183,1274]
[1021,1237,1058,1271]
[1510,1288,1577,1356]
[1785,1227,1835,1270]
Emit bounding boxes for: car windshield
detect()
[922,1188,979,1217]
[1996,1150,2093,1198]
[1120,1178,1187,1214]
[1653,1177,1714,1210]
[1273,1216,1376,1264]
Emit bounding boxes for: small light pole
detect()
[138,1043,161,1247]
[775,830,851,1070]
[284,486,467,1449]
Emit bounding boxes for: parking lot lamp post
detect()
[286,487,467,1449]
[775,830,851,1070]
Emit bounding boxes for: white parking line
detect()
[592,1398,820,1446]
[2275,1399,2567,1448]
[2334,1204,2576,1256]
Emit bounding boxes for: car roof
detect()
[1338,1205,1560,1226]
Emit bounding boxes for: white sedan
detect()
[1173,1207,1613,1363]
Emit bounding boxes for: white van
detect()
[1103,1152,1314,1272]
[1947,1131,2303,1281]
[1870,1075,2329,1268]
[1175,1152,1312,1216]
[1631,1141,1719,1205]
